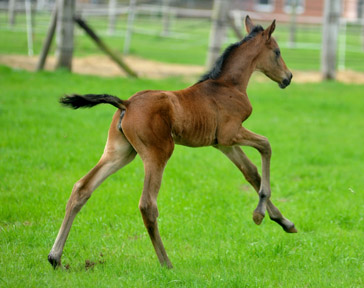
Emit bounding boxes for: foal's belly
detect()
[171,133,216,147]
[171,117,217,147]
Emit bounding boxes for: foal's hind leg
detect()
[138,151,173,268]
[121,102,175,268]
[48,118,136,268]
[217,145,297,233]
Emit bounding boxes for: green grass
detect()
[0,65,364,287]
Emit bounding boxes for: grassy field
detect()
[0,65,364,287]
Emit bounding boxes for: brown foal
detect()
[48,16,296,269]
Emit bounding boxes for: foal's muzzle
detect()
[279,73,293,89]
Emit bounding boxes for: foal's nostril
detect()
[282,78,290,86]
[283,73,293,86]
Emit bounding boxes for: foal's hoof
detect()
[253,211,265,225]
[48,254,61,269]
[164,262,173,269]
[283,224,298,233]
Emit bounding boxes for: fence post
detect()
[289,0,297,47]
[338,19,346,70]
[25,0,34,56]
[74,16,137,77]
[206,0,231,69]
[123,0,137,55]
[361,0,364,50]
[8,0,16,26]
[161,0,171,36]
[37,5,58,71]
[55,0,75,70]
[108,0,117,35]
[321,0,341,80]
[228,10,243,40]
[37,0,47,11]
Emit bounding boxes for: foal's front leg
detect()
[217,145,297,233]
[227,127,274,225]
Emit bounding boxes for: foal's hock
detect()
[48,16,296,269]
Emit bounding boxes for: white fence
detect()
[0,1,364,71]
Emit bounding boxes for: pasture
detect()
[0,65,363,287]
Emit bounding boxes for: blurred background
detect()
[0,0,363,79]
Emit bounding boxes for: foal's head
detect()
[246,16,293,89]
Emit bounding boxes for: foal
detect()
[48,16,296,269]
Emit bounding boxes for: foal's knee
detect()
[260,137,272,157]
[139,200,159,226]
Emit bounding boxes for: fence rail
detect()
[1,1,364,72]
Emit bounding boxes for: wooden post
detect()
[232,10,242,29]
[161,0,170,36]
[228,12,243,40]
[206,0,231,69]
[25,0,34,56]
[361,0,364,50]
[289,0,297,47]
[74,16,138,78]
[108,0,117,35]
[37,0,47,11]
[338,19,346,70]
[55,0,75,70]
[37,5,58,71]
[321,0,341,80]
[8,0,16,26]
[123,0,137,55]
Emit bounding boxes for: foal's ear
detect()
[264,20,276,41]
[245,15,255,34]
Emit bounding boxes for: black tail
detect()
[60,94,127,110]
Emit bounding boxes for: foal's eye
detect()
[275,50,281,57]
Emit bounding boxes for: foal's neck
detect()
[219,39,262,93]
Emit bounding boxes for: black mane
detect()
[198,25,264,83]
